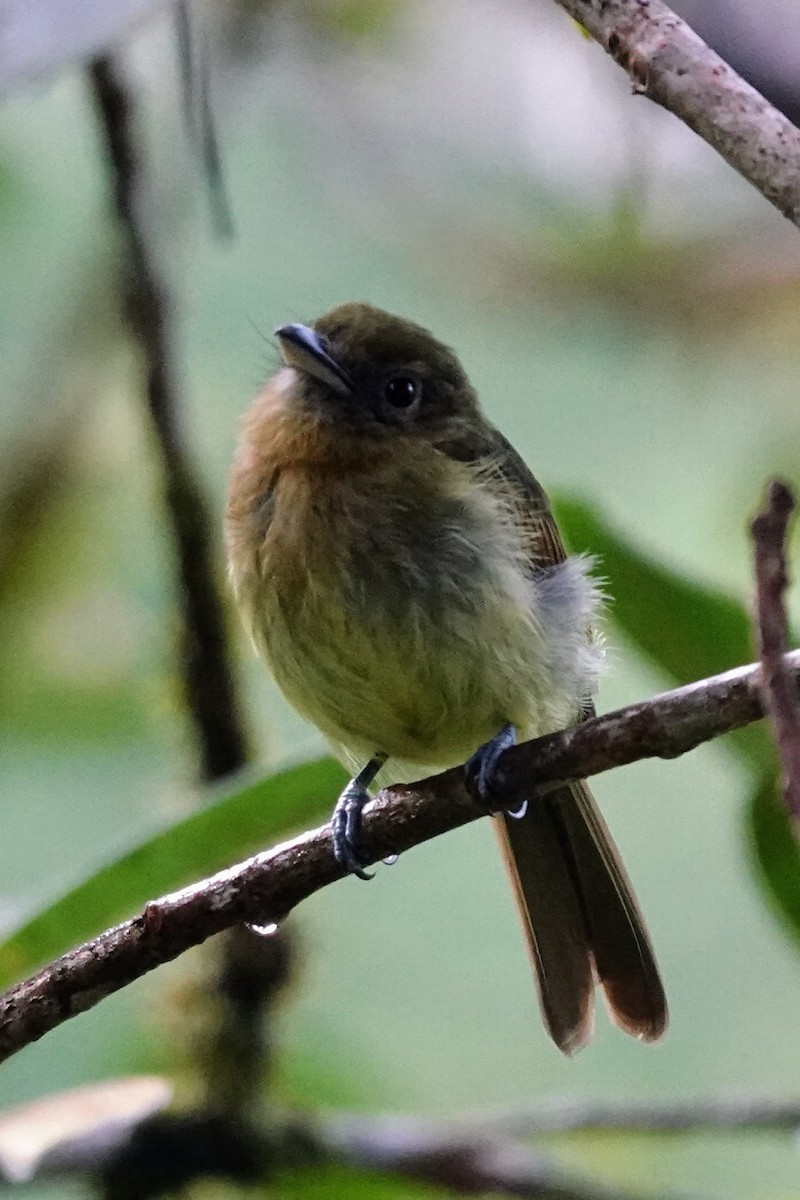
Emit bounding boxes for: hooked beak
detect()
[275,323,353,395]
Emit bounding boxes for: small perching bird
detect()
[225,302,668,1054]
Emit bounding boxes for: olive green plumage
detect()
[226,302,667,1053]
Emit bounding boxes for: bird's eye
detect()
[383,374,420,409]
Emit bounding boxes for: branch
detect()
[323,1112,685,1200]
[88,49,266,1135]
[88,56,247,782]
[467,1094,800,1137]
[1,651,799,1066]
[751,481,800,824]
[198,924,294,1120]
[9,1093,728,1200]
[175,1,235,238]
[550,0,800,228]
[11,1083,798,1188]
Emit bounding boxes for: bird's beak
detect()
[275,323,353,396]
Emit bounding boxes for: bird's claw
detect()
[331,780,374,880]
[465,723,525,816]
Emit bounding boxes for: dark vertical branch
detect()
[200,925,293,1120]
[751,480,800,825]
[87,55,247,782]
[87,50,276,1135]
[174,1,235,238]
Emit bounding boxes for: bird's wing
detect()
[437,422,667,1052]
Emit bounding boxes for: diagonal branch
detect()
[550,0,800,228]
[751,481,800,824]
[0,650,798,1067]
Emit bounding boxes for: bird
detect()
[225,301,668,1054]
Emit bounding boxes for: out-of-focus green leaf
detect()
[555,494,770,769]
[749,773,800,948]
[305,0,399,41]
[277,1165,433,1200]
[556,495,753,679]
[0,757,345,987]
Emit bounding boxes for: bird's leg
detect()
[332,753,388,880]
[465,723,528,819]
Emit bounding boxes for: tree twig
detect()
[323,1112,687,1200]
[88,55,247,782]
[9,1094,724,1200]
[550,0,800,228]
[88,49,266,1134]
[467,1094,800,1138]
[0,650,798,1067]
[199,925,294,1121]
[174,0,235,238]
[751,481,800,824]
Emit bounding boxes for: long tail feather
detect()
[495,781,667,1052]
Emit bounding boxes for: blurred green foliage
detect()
[0,758,344,985]
[751,774,800,950]
[557,496,756,683]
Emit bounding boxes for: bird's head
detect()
[273,302,482,442]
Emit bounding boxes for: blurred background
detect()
[1,0,800,1196]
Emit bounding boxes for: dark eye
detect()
[383,374,420,409]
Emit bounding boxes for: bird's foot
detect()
[465,723,527,819]
[332,779,374,880]
[331,754,387,880]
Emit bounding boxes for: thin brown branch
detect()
[0,651,798,1067]
[550,0,800,228]
[470,1094,800,1138]
[751,481,800,824]
[324,1113,682,1200]
[174,0,235,239]
[12,1095,717,1200]
[88,50,262,1133]
[88,55,247,782]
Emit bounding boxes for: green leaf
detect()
[749,773,800,947]
[556,495,753,679]
[0,757,346,987]
[277,1165,432,1200]
[556,497,800,946]
[555,494,770,769]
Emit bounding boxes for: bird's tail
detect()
[494,779,668,1055]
